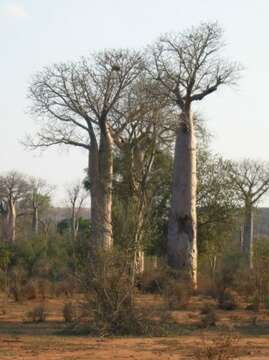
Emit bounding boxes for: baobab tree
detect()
[28,50,143,250]
[0,171,30,243]
[230,159,269,269]
[150,22,240,288]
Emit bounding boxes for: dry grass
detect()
[0,293,268,359]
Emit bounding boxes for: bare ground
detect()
[0,295,269,359]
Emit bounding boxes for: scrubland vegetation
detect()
[1,21,269,359]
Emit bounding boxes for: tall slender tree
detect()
[27,178,52,234]
[0,171,30,243]
[150,22,240,288]
[66,181,89,243]
[230,159,269,269]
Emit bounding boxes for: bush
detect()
[54,278,75,298]
[63,302,77,323]
[79,249,154,336]
[22,281,38,300]
[218,289,239,310]
[245,291,261,312]
[200,303,216,315]
[36,279,52,299]
[200,309,218,328]
[192,332,240,360]
[8,266,27,302]
[162,280,190,310]
[25,304,48,323]
[137,269,167,294]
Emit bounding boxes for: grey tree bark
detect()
[8,199,16,243]
[150,22,239,288]
[243,204,253,269]
[89,127,113,249]
[32,205,39,234]
[167,110,197,287]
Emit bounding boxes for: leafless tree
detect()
[26,177,53,234]
[66,181,89,242]
[149,22,240,288]
[114,78,174,278]
[0,171,30,243]
[230,159,269,269]
[27,50,144,250]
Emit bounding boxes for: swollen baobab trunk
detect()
[89,127,113,250]
[243,205,254,269]
[167,111,197,289]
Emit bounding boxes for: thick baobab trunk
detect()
[89,127,113,250]
[32,206,39,234]
[243,205,254,269]
[167,110,197,289]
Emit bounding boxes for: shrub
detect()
[200,303,216,315]
[200,309,218,328]
[36,279,52,299]
[79,249,154,336]
[218,289,239,310]
[63,302,77,323]
[162,280,190,310]
[54,278,75,298]
[22,281,38,300]
[25,304,48,323]
[137,269,167,294]
[192,332,240,360]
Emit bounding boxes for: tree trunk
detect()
[243,205,254,269]
[32,206,39,234]
[167,110,197,289]
[6,199,16,243]
[89,126,113,250]
[71,206,78,242]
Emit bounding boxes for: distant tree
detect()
[28,50,143,250]
[27,178,52,234]
[230,159,269,269]
[0,171,30,243]
[197,149,239,277]
[66,181,89,242]
[150,22,240,288]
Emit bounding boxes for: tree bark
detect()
[167,110,197,289]
[32,206,39,234]
[243,204,254,269]
[5,199,16,243]
[89,126,113,250]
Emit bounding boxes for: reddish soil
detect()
[0,295,269,359]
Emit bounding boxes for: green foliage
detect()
[0,244,12,271]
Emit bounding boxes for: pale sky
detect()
[1,0,269,205]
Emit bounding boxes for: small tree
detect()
[66,181,89,243]
[28,178,52,234]
[0,171,30,243]
[149,22,240,288]
[230,159,269,269]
